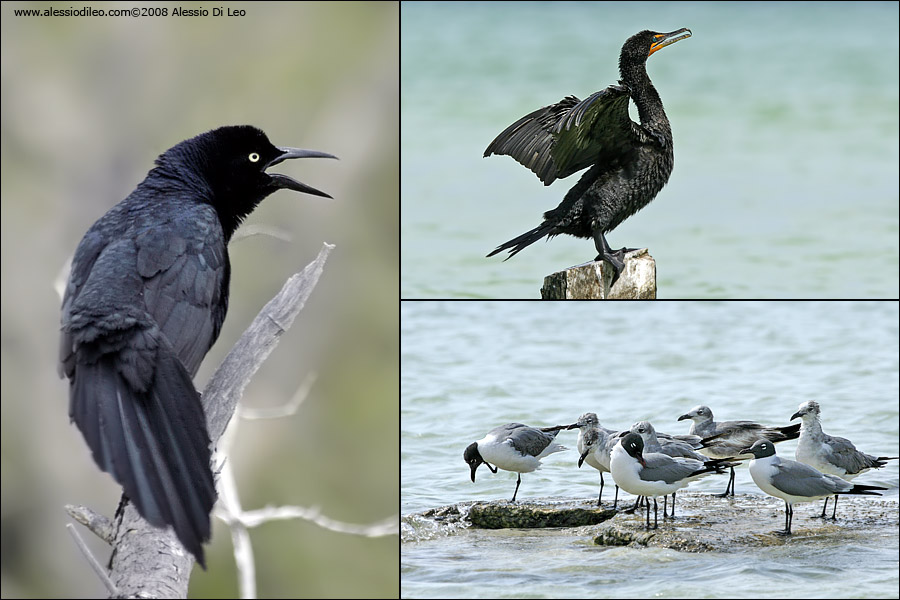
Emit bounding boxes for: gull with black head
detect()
[610,432,729,529]
[743,439,885,535]
[464,423,567,502]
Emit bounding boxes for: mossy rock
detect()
[468,502,616,529]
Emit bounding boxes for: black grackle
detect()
[59,125,336,567]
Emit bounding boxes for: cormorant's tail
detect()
[486,222,555,260]
[69,349,216,567]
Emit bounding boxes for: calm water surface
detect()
[401,2,900,298]
[401,301,899,598]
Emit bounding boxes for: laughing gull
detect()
[742,439,886,535]
[630,420,712,517]
[566,413,623,507]
[631,421,708,461]
[463,423,567,502]
[656,430,705,450]
[610,432,729,529]
[678,405,801,496]
[791,400,899,519]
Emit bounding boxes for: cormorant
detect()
[484,28,691,281]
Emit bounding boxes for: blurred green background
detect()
[1,1,398,597]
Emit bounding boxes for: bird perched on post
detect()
[485,28,691,282]
[59,125,336,566]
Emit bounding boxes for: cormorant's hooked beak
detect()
[266,146,338,199]
[649,28,692,57]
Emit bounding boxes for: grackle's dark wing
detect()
[58,201,225,567]
[133,203,229,376]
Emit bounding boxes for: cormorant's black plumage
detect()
[485,28,691,279]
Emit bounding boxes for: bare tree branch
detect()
[236,507,399,538]
[67,243,334,598]
[217,459,257,599]
[216,370,399,599]
[65,504,115,543]
[66,524,118,596]
[203,243,334,440]
[230,223,293,244]
[238,371,317,420]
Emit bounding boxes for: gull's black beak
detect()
[578,449,590,468]
[266,146,338,198]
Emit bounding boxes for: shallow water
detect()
[400,2,900,298]
[401,301,899,598]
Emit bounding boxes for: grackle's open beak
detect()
[266,146,338,198]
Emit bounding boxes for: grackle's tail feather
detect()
[69,349,215,568]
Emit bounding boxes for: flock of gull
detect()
[463,402,897,535]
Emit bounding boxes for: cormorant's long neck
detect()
[620,61,669,132]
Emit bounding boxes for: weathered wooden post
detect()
[540,248,656,299]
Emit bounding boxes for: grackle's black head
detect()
[148,125,337,239]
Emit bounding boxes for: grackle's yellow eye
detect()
[248,153,260,163]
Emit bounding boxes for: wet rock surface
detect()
[596,492,899,551]
[403,492,899,551]
[468,502,615,529]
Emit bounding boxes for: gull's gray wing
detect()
[768,459,851,497]
[821,432,882,474]
[639,453,704,485]
[505,425,556,457]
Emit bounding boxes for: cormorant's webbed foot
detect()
[592,230,626,284]
[593,253,624,284]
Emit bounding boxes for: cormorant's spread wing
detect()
[484,85,637,186]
